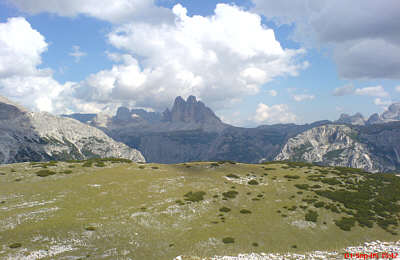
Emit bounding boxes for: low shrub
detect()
[226,173,240,179]
[248,180,259,185]
[9,243,21,248]
[222,237,235,244]
[82,161,93,167]
[219,207,231,213]
[284,175,300,179]
[85,226,96,231]
[314,201,325,208]
[240,209,252,214]
[295,184,310,190]
[184,191,206,202]
[95,161,105,167]
[62,170,73,174]
[222,190,238,199]
[36,170,56,177]
[335,217,356,231]
[305,210,318,222]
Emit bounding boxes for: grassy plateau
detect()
[0,159,399,259]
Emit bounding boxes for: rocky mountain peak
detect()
[163,95,222,124]
[365,102,400,124]
[382,102,400,121]
[336,113,366,125]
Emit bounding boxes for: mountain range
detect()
[0,96,144,164]
[63,96,400,173]
[2,94,400,173]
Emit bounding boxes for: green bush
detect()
[9,243,22,248]
[284,175,300,179]
[138,165,145,169]
[240,209,252,214]
[321,178,341,185]
[314,201,325,208]
[305,210,318,222]
[222,237,235,244]
[295,184,310,190]
[85,226,96,231]
[335,217,356,231]
[218,160,236,164]
[222,190,238,199]
[151,166,159,169]
[226,173,240,179]
[248,180,259,185]
[95,161,105,167]
[219,207,231,212]
[252,242,259,247]
[36,170,56,177]
[184,191,206,202]
[62,170,73,174]
[82,161,93,167]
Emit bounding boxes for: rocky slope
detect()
[335,112,366,125]
[0,96,145,164]
[275,124,399,172]
[62,96,400,172]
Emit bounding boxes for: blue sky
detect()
[0,0,399,126]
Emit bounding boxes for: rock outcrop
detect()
[0,96,145,164]
[367,103,400,124]
[335,113,366,125]
[275,124,397,172]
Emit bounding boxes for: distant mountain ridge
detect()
[335,103,400,126]
[0,96,145,164]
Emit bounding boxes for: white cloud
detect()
[292,94,314,102]
[8,0,173,24]
[71,4,307,110]
[333,84,354,96]
[69,45,86,63]
[254,103,296,124]
[374,98,391,107]
[0,17,65,112]
[0,17,47,77]
[396,86,400,92]
[252,0,400,79]
[267,89,277,96]
[355,86,388,97]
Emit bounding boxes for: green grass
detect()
[0,160,399,259]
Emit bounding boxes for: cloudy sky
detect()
[0,0,399,126]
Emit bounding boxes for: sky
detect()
[0,0,400,127]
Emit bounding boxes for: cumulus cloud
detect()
[254,103,297,124]
[292,94,314,102]
[354,86,388,97]
[8,0,173,24]
[0,17,65,112]
[374,98,391,107]
[0,17,47,77]
[71,4,307,110]
[252,0,400,79]
[332,84,354,96]
[69,45,86,63]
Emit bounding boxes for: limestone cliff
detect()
[0,96,145,164]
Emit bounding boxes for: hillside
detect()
[275,123,400,173]
[1,160,399,259]
[0,95,145,164]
